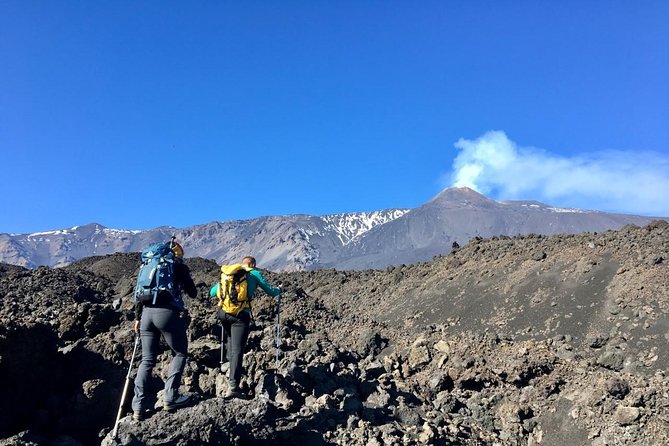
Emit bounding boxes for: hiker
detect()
[211,256,282,398]
[131,241,197,420]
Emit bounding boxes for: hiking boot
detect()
[164,394,191,411]
[225,387,245,399]
[132,411,144,421]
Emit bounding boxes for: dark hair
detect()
[242,256,256,268]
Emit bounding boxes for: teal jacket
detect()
[210,268,281,301]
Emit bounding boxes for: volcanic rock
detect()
[0,221,668,445]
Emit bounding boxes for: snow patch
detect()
[103,228,142,236]
[26,226,140,239]
[28,230,72,237]
[298,228,324,242]
[547,207,588,214]
[517,203,589,214]
[320,209,409,246]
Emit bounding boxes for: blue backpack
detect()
[134,243,178,305]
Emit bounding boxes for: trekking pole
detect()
[275,295,281,369]
[220,322,225,369]
[111,334,140,440]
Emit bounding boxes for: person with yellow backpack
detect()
[210,256,282,398]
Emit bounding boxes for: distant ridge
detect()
[0,188,664,270]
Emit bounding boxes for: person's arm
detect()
[134,301,143,332]
[210,282,219,298]
[177,263,197,298]
[250,269,281,297]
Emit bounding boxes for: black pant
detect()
[218,309,250,389]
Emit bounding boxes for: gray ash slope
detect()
[333,188,662,270]
[1,188,662,271]
[0,221,668,445]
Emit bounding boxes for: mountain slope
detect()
[0,210,409,270]
[2,221,668,445]
[333,187,662,269]
[0,188,664,270]
[0,224,175,268]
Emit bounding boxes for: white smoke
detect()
[445,131,669,217]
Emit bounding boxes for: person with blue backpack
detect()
[131,239,197,421]
[210,256,282,399]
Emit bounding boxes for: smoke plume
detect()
[446,131,669,217]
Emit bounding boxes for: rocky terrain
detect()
[0,220,668,445]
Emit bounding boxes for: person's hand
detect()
[134,320,140,333]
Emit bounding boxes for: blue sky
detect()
[2,1,668,234]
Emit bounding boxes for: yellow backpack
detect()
[216,264,252,315]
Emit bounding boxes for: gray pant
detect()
[132,307,188,412]
[219,309,250,390]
